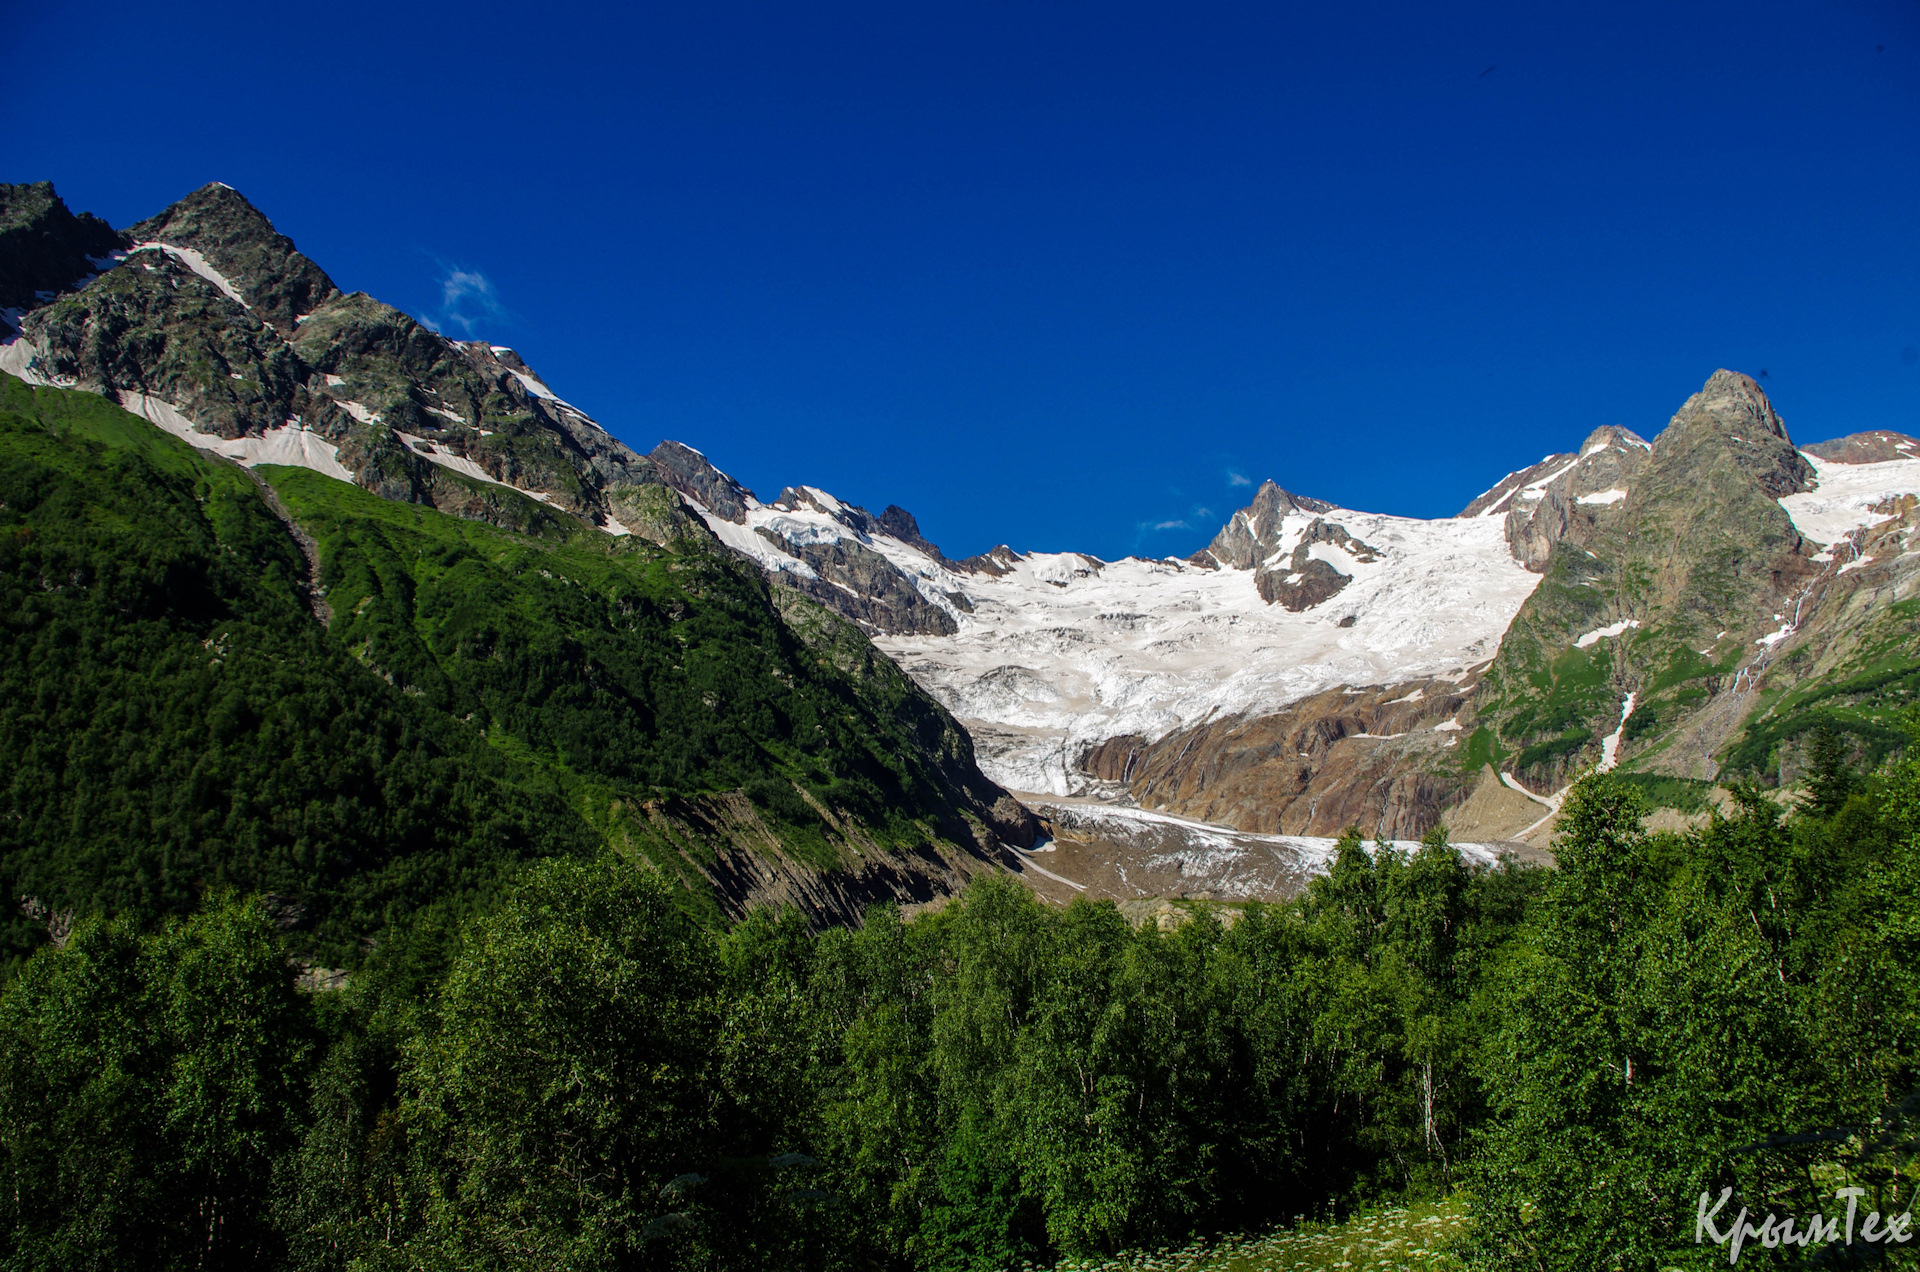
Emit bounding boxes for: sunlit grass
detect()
[1045,1196,1469,1272]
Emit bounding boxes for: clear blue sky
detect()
[9,1,1918,560]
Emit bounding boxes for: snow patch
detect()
[1574,619,1640,648]
[0,334,49,385]
[120,392,355,483]
[131,242,248,308]
[1577,488,1627,506]
[1597,692,1635,772]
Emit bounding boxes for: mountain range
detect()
[5,178,1918,938]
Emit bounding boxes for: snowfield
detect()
[682,491,1545,795]
[1779,452,1920,545]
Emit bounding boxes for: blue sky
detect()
[8,1,1918,560]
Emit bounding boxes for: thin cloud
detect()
[1227,471,1252,487]
[421,262,506,336]
[1152,519,1191,531]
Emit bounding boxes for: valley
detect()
[6,178,1920,928]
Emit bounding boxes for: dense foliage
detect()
[7,755,1917,1270]
[0,824,1544,1272]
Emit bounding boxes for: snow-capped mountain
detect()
[10,178,1920,858]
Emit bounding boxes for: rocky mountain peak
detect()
[649,440,757,521]
[878,504,954,565]
[1654,369,1812,498]
[125,183,339,337]
[955,545,1023,576]
[1204,479,1335,569]
[0,181,127,321]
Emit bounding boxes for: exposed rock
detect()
[1079,733,1152,783]
[955,545,1022,576]
[1498,425,1651,571]
[1202,480,1334,568]
[27,247,310,438]
[1257,553,1352,610]
[1252,517,1381,610]
[877,503,955,565]
[651,439,755,521]
[0,181,127,319]
[608,482,713,546]
[1458,451,1575,518]
[636,791,1016,927]
[763,529,960,635]
[1439,765,1551,842]
[1802,430,1920,464]
[1078,676,1479,838]
[126,182,339,336]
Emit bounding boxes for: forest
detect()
[1,754,1915,1271]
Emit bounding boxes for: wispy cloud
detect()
[420,262,505,336]
[1227,471,1252,487]
[1152,519,1191,531]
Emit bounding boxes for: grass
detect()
[1046,1197,1469,1272]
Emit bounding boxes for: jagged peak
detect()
[1579,423,1652,455]
[877,504,953,565]
[1202,479,1338,569]
[125,183,338,335]
[1667,369,1791,443]
[955,544,1023,576]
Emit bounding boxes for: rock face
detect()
[0,182,126,322]
[1471,370,1822,785]
[2,182,703,545]
[1496,425,1652,570]
[650,440,755,521]
[1073,676,1477,837]
[1255,517,1381,610]
[1201,480,1335,568]
[125,183,338,336]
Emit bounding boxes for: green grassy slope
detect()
[0,373,1010,969]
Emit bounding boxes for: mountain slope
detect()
[0,365,1034,958]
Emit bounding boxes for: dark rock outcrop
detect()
[126,182,339,336]
[0,182,127,320]
[763,530,960,636]
[1078,678,1477,838]
[1201,480,1334,569]
[651,439,756,521]
[1500,424,1652,571]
